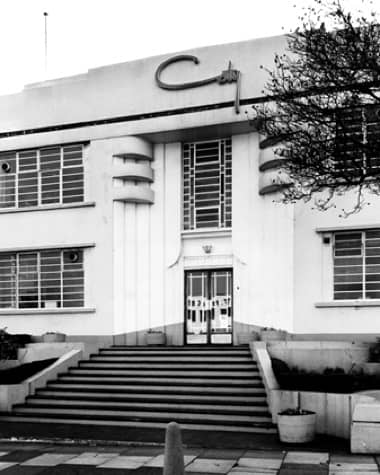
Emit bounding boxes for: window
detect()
[333,230,380,300]
[183,138,232,230]
[0,144,84,209]
[335,106,380,177]
[0,249,84,309]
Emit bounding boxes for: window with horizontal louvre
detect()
[183,138,232,230]
[0,144,84,209]
[0,248,84,309]
[334,230,380,300]
[335,106,380,178]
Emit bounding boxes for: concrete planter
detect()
[277,411,316,443]
[362,362,380,376]
[260,330,286,342]
[42,332,66,343]
[146,332,166,346]
[237,332,260,345]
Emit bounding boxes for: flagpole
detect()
[44,12,48,76]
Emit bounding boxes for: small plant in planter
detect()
[260,327,287,342]
[277,403,316,443]
[145,329,166,346]
[42,332,66,343]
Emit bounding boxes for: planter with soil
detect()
[277,408,316,443]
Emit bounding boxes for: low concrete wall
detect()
[26,349,82,395]
[18,342,85,363]
[267,340,369,373]
[251,341,354,439]
[0,348,83,412]
[0,384,28,412]
[0,360,19,370]
[351,390,380,453]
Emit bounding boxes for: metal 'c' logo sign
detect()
[155,54,241,114]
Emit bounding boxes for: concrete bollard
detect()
[163,421,185,475]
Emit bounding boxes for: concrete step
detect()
[35,390,267,405]
[12,406,273,425]
[79,362,258,370]
[5,343,272,435]
[89,356,254,363]
[68,369,260,378]
[57,375,263,386]
[109,345,249,350]
[99,349,251,356]
[23,398,270,415]
[0,415,277,433]
[46,382,266,395]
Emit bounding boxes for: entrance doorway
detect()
[185,269,233,345]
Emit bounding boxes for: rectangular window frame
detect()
[0,248,85,310]
[0,143,85,210]
[183,138,232,231]
[333,229,380,301]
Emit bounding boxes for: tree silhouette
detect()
[253,0,380,215]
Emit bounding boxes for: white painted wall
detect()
[294,191,380,334]
[0,36,287,133]
[0,139,114,336]
[232,133,294,331]
[111,140,182,342]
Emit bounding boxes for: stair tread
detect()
[69,370,260,377]
[23,399,269,413]
[90,357,254,361]
[13,407,272,423]
[35,390,266,403]
[58,376,262,385]
[79,364,257,370]
[99,351,251,355]
[46,383,265,394]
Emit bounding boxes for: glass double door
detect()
[185,269,233,345]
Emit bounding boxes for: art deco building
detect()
[0,35,379,347]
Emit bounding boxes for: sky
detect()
[0,0,371,96]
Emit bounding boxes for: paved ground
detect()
[0,441,377,474]
[0,422,348,450]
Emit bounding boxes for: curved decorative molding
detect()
[258,133,291,195]
[259,158,286,172]
[112,136,154,204]
[112,136,153,161]
[259,134,287,150]
[258,146,287,172]
[167,243,183,269]
[113,185,154,204]
[259,170,292,195]
[113,163,154,182]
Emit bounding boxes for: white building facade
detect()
[0,36,379,345]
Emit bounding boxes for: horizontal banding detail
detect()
[113,185,154,204]
[113,163,153,182]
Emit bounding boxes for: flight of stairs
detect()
[7,345,276,433]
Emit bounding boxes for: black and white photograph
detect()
[0,0,379,473]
